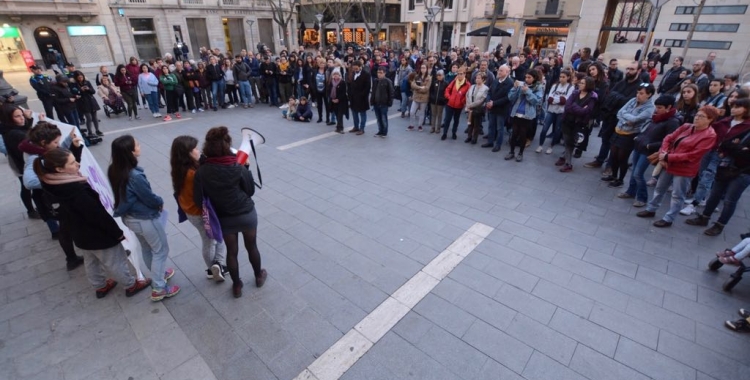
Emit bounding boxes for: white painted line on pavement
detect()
[103,118,193,135]
[293,222,494,380]
[277,113,401,151]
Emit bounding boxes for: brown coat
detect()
[410,74,431,103]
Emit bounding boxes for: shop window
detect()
[676,5,747,15]
[664,39,731,50]
[669,23,739,33]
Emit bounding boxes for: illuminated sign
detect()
[0,27,20,38]
[67,25,107,36]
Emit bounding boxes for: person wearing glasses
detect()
[636,106,719,227]
[686,99,750,236]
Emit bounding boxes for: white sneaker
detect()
[227,104,235,109]
[680,204,696,216]
[545,147,553,154]
[210,263,225,283]
[191,109,196,114]
[152,113,158,118]
[699,200,707,207]
[684,198,695,204]
[535,146,543,153]
[198,108,204,112]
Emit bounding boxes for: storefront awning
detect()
[523,20,573,27]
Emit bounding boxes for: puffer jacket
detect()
[444,78,470,109]
[194,158,255,219]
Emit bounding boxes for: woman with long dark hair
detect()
[34,148,151,299]
[194,126,266,298]
[71,71,102,138]
[159,65,181,121]
[557,75,598,172]
[676,83,700,124]
[109,135,179,301]
[169,135,228,281]
[0,105,39,219]
[20,121,84,269]
[114,64,140,120]
[506,69,545,162]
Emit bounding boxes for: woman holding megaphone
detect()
[194,126,267,298]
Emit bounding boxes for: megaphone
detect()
[234,127,265,189]
[236,127,265,165]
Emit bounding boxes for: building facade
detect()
[576,0,750,77]
[399,0,583,61]
[297,0,402,49]
[0,0,296,72]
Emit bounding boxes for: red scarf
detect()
[653,108,677,123]
[206,155,237,166]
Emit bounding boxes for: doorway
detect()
[222,18,246,56]
[34,27,67,69]
[257,18,275,53]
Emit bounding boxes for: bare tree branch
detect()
[355,0,387,47]
[267,0,301,50]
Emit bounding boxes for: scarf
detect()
[652,108,677,123]
[331,77,341,99]
[279,61,289,72]
[454,77,466,90]
[206,155,237,166]
[41,172,88,185]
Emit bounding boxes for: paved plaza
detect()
[1,71,750,380]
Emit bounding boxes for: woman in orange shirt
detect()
[170,135,228,282]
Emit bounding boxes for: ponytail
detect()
[32,148,72,179]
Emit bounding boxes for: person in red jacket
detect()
[637,105,719,227]
[686,98,750,235]
[440,68,471,140]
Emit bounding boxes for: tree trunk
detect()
[438,5,445,51]
[484,0,502,52]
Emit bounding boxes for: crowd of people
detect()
[3,42,750,327]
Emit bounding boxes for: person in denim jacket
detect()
[506,70,545,162]
[109,135,180,301]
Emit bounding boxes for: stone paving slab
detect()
[1,71,750,379]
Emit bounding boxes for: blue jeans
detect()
[238,80,252,105]
[352,111,367,131]
[123,215,170,289]
[702,173,750,225]
[694,150,720,203]
[647,172,691,223]
[373,105,389,135]
[146,92,160,114]
[625,150,650,203]
[540,112,564,147]
[211,79,225,108]
[400,92,411,113]
[441,106,462,135]
[265,78,279,106]
[487,112,507,148]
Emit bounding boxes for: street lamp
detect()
[315,13,324,48]
[246,19,255,51]
[424,11,435,52]
[429,5,441,51]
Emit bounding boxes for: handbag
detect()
[647,151,660,165]
[201,192,223,243]
[715,131,750,181]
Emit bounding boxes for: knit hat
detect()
[436,69,445,76]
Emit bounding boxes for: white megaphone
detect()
[235,127,265,165]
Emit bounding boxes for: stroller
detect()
[101,91,126,118]
[708,235,750,291]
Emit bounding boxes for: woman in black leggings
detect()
[194,126,267,298]
[603,83,656,188]
[311,58,331,123]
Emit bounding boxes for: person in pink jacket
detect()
[636,105,720,227]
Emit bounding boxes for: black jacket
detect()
[602,78,642,114]
[71,80,100,114]
[634,111,681,154]
[370,77,395,107]
[29,74,53,100]
[327,79,349,113]
[487,76,514,116]
[50,83,78,113]
[429,78,448,106]
[260,62,278,79]
[349,71,371,112]
[206,63,224,82]
[608,69,623,91]
[658,66,685,94]
[194,161,255,219]
[43,180,124,250]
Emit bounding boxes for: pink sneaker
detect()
[151,285,180,301]
[163,115,172,121]
[174,113,181,119]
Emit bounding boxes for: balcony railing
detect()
[485,2,509,18]
[181,0,203,4]
[535,1,564,18]
[128,0,147,3]
[222,0,239,4]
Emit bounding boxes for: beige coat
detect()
[410,75,431,103]
[97,84,120,102]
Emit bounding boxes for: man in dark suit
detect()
[348,61,371,135]
[483,64,514,152]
